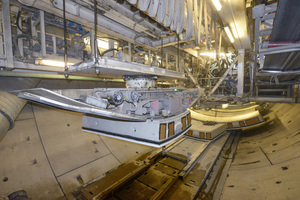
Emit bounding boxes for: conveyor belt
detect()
[263,0,300,72]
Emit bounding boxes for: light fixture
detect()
[224,26,234,43]
[84,38,113,50]
[230,23,239,39]
[97,39,109,49]
[222,104,229,109]
[211,0,222,11]
[37,59,75,67]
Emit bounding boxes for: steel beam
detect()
[204,0,209,50]
[90,29,95,57]
[128,42,132,62]
[148,50,151,66]
[260,43,300,55]
[40,10,46,57]
[2,0,14,68]
[107,39,114,57]
[31,20,37,45]
[248,96,295,103]
[0,13,4,56]
[237,50,245,97]
[257,70,300,76]
[52,36,57,55]
[249,61,254,96]
[208,56,239,96]
[181,62,202,90]
[17,17,24,57]
[0,71,124,82]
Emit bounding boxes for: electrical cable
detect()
[100,48,119,57]
[12,34,32,57]
[15,7,31,34]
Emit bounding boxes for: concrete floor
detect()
[0,79,300,199]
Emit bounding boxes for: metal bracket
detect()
[252,4,265,19]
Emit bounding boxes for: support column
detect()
[128,43,132,62]
[2,0,14,68]
[17,16,24,57]
[237,50,245,97]
[90,29,95,57]
[52,36,57,55]
[40,10,46,57]
[176,54,179,72]
[107,39,115,57]
[249,61,254,96]
[166,52,169,70]
[148,50,151,66]
[31,20,37,45]
[214,15,218,61]
[0,14,4,56]
[252,4,265,69]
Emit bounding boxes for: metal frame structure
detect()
[0,0,299,109]
[251,2,300,103]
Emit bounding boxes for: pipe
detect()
[0,78,40,142]
[248,96,295,103]
[94,0,98,58]
[262,41,300,48]
[63,0,68,71]
[0,71,124,82]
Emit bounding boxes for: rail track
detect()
[74,131,240,200]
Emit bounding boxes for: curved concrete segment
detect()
[190,104,261,123]
[1,78,300,200]
[0,103,154,199]
[220,104,300,200]
[0,79,154,199]
[190,104,265,129]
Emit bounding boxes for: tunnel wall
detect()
[220,103,300,200]
[1,77,300,199]
[0,79,154,199]
[0,78,40,142]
